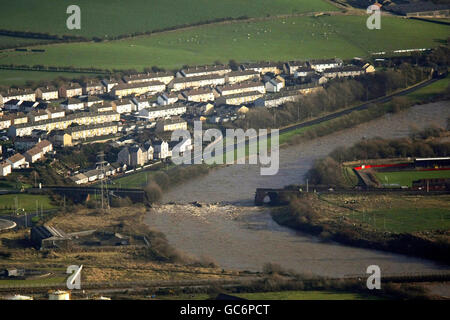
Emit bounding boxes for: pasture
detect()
[0,0,336,38]
[0,15,447,72]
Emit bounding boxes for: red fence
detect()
[353,163,409,171]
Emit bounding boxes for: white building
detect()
[35,86,59,101]
[153,140,170,159]
[265,77,285,93]
[308,58,343,72]
[112,99,133,114]
[6,153,28,169]
[157,93,179,106]
[61,98,84,111]
[0,161,12,177]
[138,104,186,120]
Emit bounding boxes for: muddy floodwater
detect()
[145,102,450,276]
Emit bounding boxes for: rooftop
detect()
[171,73,225,84]
[112,81,165,90]
[7,153,25,163]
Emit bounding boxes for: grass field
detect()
[0,194,56,215]
[234,290,379,300]
[0,0,336,38]
[375,170,450,187]
[167,290,379,300]
[1,15,447,72]
[0,69,103,86]
[350,208,450,233]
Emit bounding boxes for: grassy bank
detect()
[406,75,450,103]
[271,193,450,264]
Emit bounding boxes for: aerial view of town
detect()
[0,0,449,312]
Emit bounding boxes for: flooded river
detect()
[145,102,450,276]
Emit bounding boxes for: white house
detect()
[153,140,170,159]
[101,78,120,93]
[84,170,100,182]
[24,147,43,163]
[46,107,65,119]
[308,58,343,72]
[131,96,150,111]
[112,99,133,114]
[138,104,186,120]
[143,142,154,161]
[6,153,28,169]
[61,98,84,111]
[70,173,88,185]
[265,77,285,93]
[0,88,35,105]
[35,86,59,101]
[0,161,12,177]
[157,93,179,106]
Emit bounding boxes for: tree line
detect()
[233,65,431,131]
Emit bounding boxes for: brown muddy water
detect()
[145,102,450,277]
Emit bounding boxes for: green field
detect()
[0,0,336,38]
[375,170,450,187]
[0,194,57,215]
[351,208,450,233]
[1,15,448,72]
[0,69,103,86]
